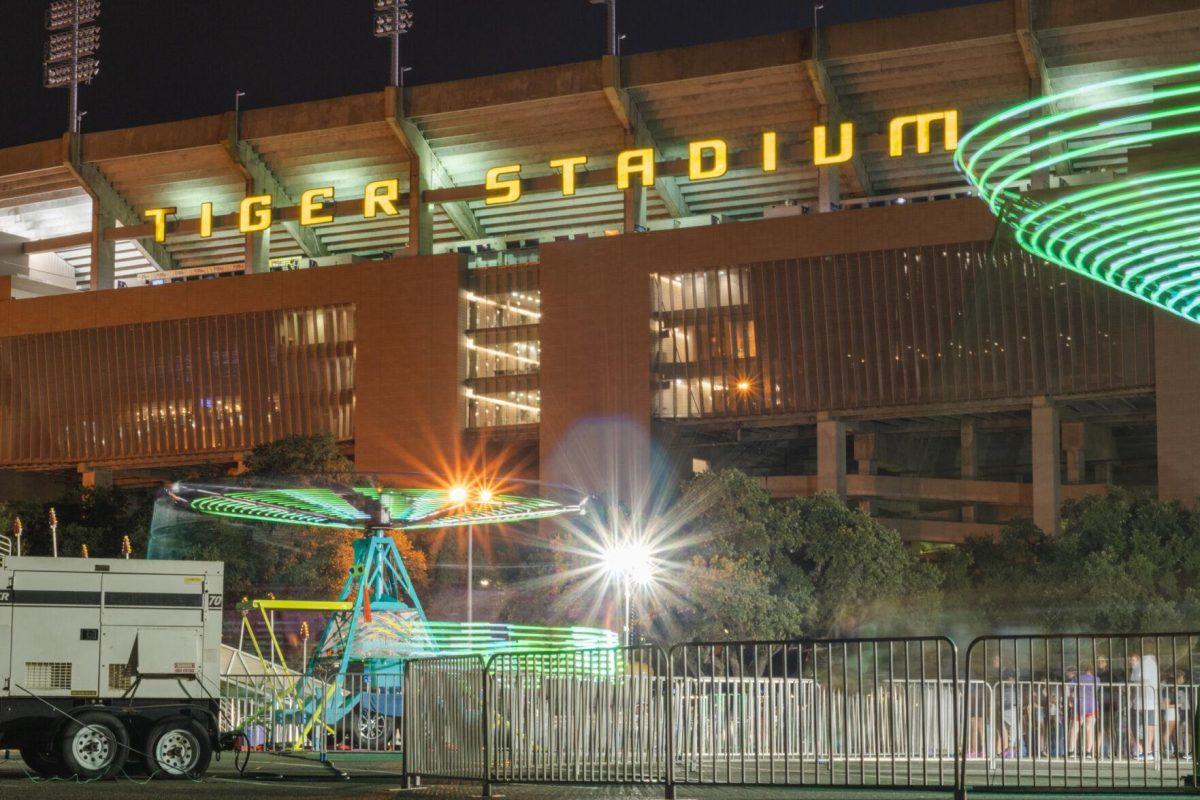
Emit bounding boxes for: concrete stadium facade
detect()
[2,0,1199,542]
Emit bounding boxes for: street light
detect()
[373,0,414,88]
[44,0,101,134]
[601,539,655,646]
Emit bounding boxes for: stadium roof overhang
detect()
[1,0,1199,286]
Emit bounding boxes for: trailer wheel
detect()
[18,740,64,777]
[59,710,129,780]
[144,718,212,779]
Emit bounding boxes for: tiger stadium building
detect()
[2,0,1200,542]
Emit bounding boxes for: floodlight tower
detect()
[373,0,414,88]
[588,0,618,56]
[44,0,101,134]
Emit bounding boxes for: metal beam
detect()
[1015,0,1067,184]
[601,55,691,219]
[385,87,484,243]
[65,134,179,278]
[803,32,873,199]
[222,113,329,260]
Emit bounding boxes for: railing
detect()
[220,670,403,754]
[487,646,669,786]
[961,633,1200,795]
[405,655,485,778]
[669,638,959,790]
[216,633,1200,796]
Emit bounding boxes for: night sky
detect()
[0,0,991,149]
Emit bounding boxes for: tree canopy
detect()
[3,443,1198,643]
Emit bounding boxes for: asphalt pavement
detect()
[0,752,1186,799]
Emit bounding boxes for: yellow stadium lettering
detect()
[689,139,728,181]
[239,195,272,233]
[549,156,588,197]
[300,187,335,226]
[616,148,655,189]
[486,165,522,205]
[363,179,400,218]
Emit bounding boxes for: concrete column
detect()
[1155,312,1200,504]
[960,416,980,523]
[622,133,648,234]
[89,205,116,290]
[242,174,270,274]
[817,413,847,497]
[407,154,434,255]
[1062,421,1087,485]
[244,223,270,274]
[1031,397,1061,535]
[623,180,647,234]
[817,159,841,213]
[853,431,876,514]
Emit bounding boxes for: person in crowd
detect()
[1046,675,1063,757]
[1000,668,1020,758]
[1096,655,1115,758]
[1164,668,1192,761]
[966,655,996,758]
[1068,663,1099,758]
[1129,653,1159,761]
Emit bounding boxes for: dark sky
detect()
[0,0,991,149]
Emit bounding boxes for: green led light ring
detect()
[958,62,1200,323]
[172,482,586,531]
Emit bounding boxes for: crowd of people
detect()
[966,654,1194,762]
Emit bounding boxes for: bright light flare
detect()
[478,488,495,503]
[448,485,469,504]
[600,540,657,586]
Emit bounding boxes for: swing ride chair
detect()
[164,479,616,750]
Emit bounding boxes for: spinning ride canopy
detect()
[956,62,1200,324]
[161,476,588,531]
[158,476,598,670]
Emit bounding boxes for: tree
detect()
[937,488,1200,633]
[666,469,938,643]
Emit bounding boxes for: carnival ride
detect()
[156,477,618,749]
[957,62,1200,324]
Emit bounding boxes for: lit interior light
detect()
[478,488,494,503]
[448,485,469,504]
[463,291,542,320]
[466,340,540,367]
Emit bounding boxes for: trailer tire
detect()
[59,710,129,780]
[19,740,64,777]
[144,717,211,779]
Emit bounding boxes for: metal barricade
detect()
[221,670,406,754]
[960,633,1200,794]
[405,655,486,779]
[486,646,669,788]
[668,637,959,791]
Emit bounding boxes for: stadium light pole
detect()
[373,0,414,88]
[44,0,101,134]
[601,539,655,646]
[588,0,618,56]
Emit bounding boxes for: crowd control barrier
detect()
[218,631,1200,797]
[959,633,1200,796]
[668,637,959,792]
